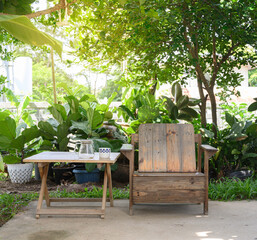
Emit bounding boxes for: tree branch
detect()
[0,0,77,19]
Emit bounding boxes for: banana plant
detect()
[0,114,40,164]
[162,82,200,122]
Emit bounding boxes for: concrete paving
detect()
[0,200,257,240]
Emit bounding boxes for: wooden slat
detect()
[139,124,153,172]
[133,172,204,177]
[49,198,110,203]
[133,175,205,190]
[180,124,196,172]
[152,124,167,172]
[166,124,181,172]
[37,208,104,215]
[133,190,204,203]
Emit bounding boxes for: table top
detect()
[23,151,120,164]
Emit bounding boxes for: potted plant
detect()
[0,115,40,183]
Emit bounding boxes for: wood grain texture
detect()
[139,124,153,172]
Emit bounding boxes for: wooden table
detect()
[24,151,120,219]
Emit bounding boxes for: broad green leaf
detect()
[10,135,25,151]
[22,112,33,127]
[200,128,214,138]
[176,95,189,109]
[53,104,67,121]
[171,82,182,102]
[0,15,62,57]
[118,105,135,120]
[71,120,90,135]
[21,125,39,143]
[3,154,21,164]
[48,106,64,124]
[65,96,79,114]
[180,107,198,118]
[92,139,112,151]
[5,88,19,108]
[38,121,57,139]
[246,123,257,135]
[0,117,16,139]
[22,96,30,110]
[225,112,237,127]
[87,108,103,130]
[0,110,11,120]
[248,101,257,112]
[107,92,117,107]
[0,135,12,149]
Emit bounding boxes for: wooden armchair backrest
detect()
[137,124,198,173]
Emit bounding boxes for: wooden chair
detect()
[121,123,217,215]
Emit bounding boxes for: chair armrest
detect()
[200,144,218,175]
[200,144,218,152]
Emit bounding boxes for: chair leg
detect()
[129,198,133,215]
[204,201,208,215]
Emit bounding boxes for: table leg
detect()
[106,164,113,207]
[37,164,49,219]
[101,166,108,219]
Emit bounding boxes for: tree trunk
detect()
[208,89,218,136]
[197,76,207,127]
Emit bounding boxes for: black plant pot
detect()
[229,170,253,181]
[52,164,75,184]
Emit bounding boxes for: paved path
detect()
[0,200,256,240]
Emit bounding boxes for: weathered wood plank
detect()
[133,189,205,203]
[139,124,153,172]
[152,124,167,172]
[133,172,204,177]
[49,198,110,202]
[133,175,205,190]
[180,124,196,172]
[37,208,104,215]
[166,124,181,172]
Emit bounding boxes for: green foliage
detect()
[248,98,257,112]
[68,0,257,128]
[0,114,40,164]
[4,88,34,127]
[32,61,90,103]
[0,0,35,15]
[0,192,38,226]
[202,112,257,179]
[162,82,199,122]
[0,15,62,57]
[117,88,167,133]
[248,69,257,87]
[209,177,257,201]
[220,102,256,123]
[98,78,122,101]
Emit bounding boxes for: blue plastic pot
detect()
[73,169,100,184]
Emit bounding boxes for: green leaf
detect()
[248,101,257,112]
[21,125,39,143]
[107,92,117,107]
[38,121,57,139]
[242,153,257,159]
[246,123,257,135]
[180,107,198,118]
[0,154,4,172]
[200,128,215,138]
[53,104,67,121]
[118,105,135,120]
[5,88,19,108]
[0,15,62,57]
[176,95,189,109]
[48,106,64,124]
[92,139,112,151]
[0,111,11,121]
[225,112,237,127]
[139,0,146,5]
[71,120,90,135]
[21,96,30,110]
[3,154,21,164]
[21,112,33,127]
[0,116,16,139]
[65,96,79,114]
[171,82,182,102]
[87,108,103,130]
[10,135,25,151]
[0,136,12,149]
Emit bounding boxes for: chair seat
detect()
[134,172,204,177]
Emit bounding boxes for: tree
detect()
[68,0,257,135]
